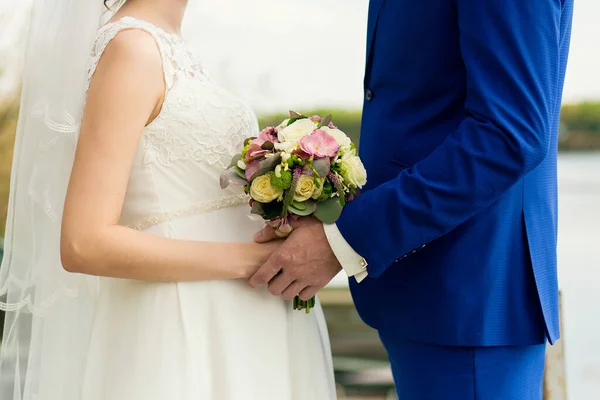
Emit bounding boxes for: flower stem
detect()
[282,166,303,215]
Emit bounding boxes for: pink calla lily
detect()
[299,129,339,158]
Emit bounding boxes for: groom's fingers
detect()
[267,273,295,297]
[247,255,281,288]
[298,286,319,301]
[281,281,307,301]
[254,226,278,243]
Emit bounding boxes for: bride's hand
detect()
[243,239,283,279]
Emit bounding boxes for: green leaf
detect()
[312,158,330,177]
[318,114,332,129]
[249,154,282,181]
[235,167,246,179]
[251,201,284,220]
[314,197,344,224]
[289,200,317,216]
[287,117,308,126]
[287,111,310,127]
[244,137,256,147]
[291,200,306,211]
[220,169,248,189]
[227,154,242,169]
[322,179,333,196]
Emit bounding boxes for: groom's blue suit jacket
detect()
[336,0,573,346]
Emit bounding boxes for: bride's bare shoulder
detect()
[97,27,162,69]
[88,27,164,98]
[84,26,165,133]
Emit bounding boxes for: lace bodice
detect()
[86,17,258,232]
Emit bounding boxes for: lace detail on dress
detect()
[84,16,257,170]
[126,194,250,231]
[85,16,208,94]
[142,108,252,168]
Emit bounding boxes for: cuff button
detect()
[360,258,368,270]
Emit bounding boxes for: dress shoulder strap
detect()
[85,16,179,93]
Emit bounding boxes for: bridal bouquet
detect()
[220,111,367,313]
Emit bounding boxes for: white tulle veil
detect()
[0,1,123,398]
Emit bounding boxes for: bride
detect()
[0,0,336,399]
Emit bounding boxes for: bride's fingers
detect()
[253,226,278,243]
[268,273,295,297]
[298,286,319,302]
[281,281,307,301]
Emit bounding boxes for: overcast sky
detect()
[183,0,600,113]
[1,0,599,113]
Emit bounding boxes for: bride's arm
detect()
[61,30,276,281]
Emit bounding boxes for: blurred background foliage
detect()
[0,95,19,237]
[1,98,600,236]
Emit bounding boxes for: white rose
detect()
[276,119,290,132]
[274,141,298,153]
[277,119,317,144]
[294,175,317,202]
[340,153,367,188]
[321,126,352,151]
[250,174,284,203]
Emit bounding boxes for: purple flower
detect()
[245,144,270,161]
[245,160,261,180]
[299,129,339,158]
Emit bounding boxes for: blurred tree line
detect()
[260,103,600,151]
[0,96,18,238]
[0,100,599,237]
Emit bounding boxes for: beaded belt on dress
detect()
[126,194,249,231]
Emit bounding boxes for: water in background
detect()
[556,153,600,399]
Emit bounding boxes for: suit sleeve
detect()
[335,0,563,278]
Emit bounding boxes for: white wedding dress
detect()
[78,17,336,400]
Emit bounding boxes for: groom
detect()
[250,0,574,398]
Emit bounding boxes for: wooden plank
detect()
[544,291,568,400]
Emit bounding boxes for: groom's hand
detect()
[248,217,342,301]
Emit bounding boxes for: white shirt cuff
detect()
[323,223,368,283]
